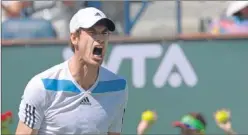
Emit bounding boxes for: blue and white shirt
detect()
[18,60,128,135]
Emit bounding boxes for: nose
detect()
[94,35,106,44]
[97,39,104,44]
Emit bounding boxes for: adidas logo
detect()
[95,12,101,17]
[80,97,91,105]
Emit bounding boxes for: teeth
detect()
[94,45,103,48]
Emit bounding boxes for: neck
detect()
[68,55,99,90]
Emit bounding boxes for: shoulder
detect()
[31,62,66,88]
[37,61,67,79]
[24,62,67,98]
[98,67,127,92]
[99,66,127,83]
[95,67,128,104]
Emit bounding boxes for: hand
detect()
[214,109,235,135]
[137,111,157,135]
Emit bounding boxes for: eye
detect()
[102,31,109,36]
[87,31,95,35]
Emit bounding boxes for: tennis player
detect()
[16,7,128,135]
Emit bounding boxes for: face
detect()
[71,24,109,66]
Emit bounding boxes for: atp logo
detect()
[153,44,198,88]
[62,43,198,88]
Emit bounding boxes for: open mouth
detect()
[93,46,103,58]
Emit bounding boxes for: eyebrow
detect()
[87,27,108,33]
[102,28,108,33]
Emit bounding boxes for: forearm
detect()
[137,121,150,135]
[225,128,237,135]
[16,121,38,135]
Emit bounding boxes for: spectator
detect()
[2,1,57,39]
[24,1,84,39]
[226,1,248,20]
[137,110,237,135]
[208,1,248,34]
[1,1,29,22]
[172,112,207,135]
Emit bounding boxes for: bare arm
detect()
[224,128,237,135]
[137,120,150,135]
[137,111,157,135]
[16,121,38,135]
[1,1,24,17]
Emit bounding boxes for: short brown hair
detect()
[70,28,83,52]
[189,112,207,128]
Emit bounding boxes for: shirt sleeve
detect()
[18,76,48,129]
[109,87,128,133]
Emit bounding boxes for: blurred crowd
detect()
[1,1,248,40]
[208,1,248,34]
[1,1,100,39]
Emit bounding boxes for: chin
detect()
[80,57,102,67]
[90,60,103,67]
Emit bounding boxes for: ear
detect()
[70,33,79,48]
